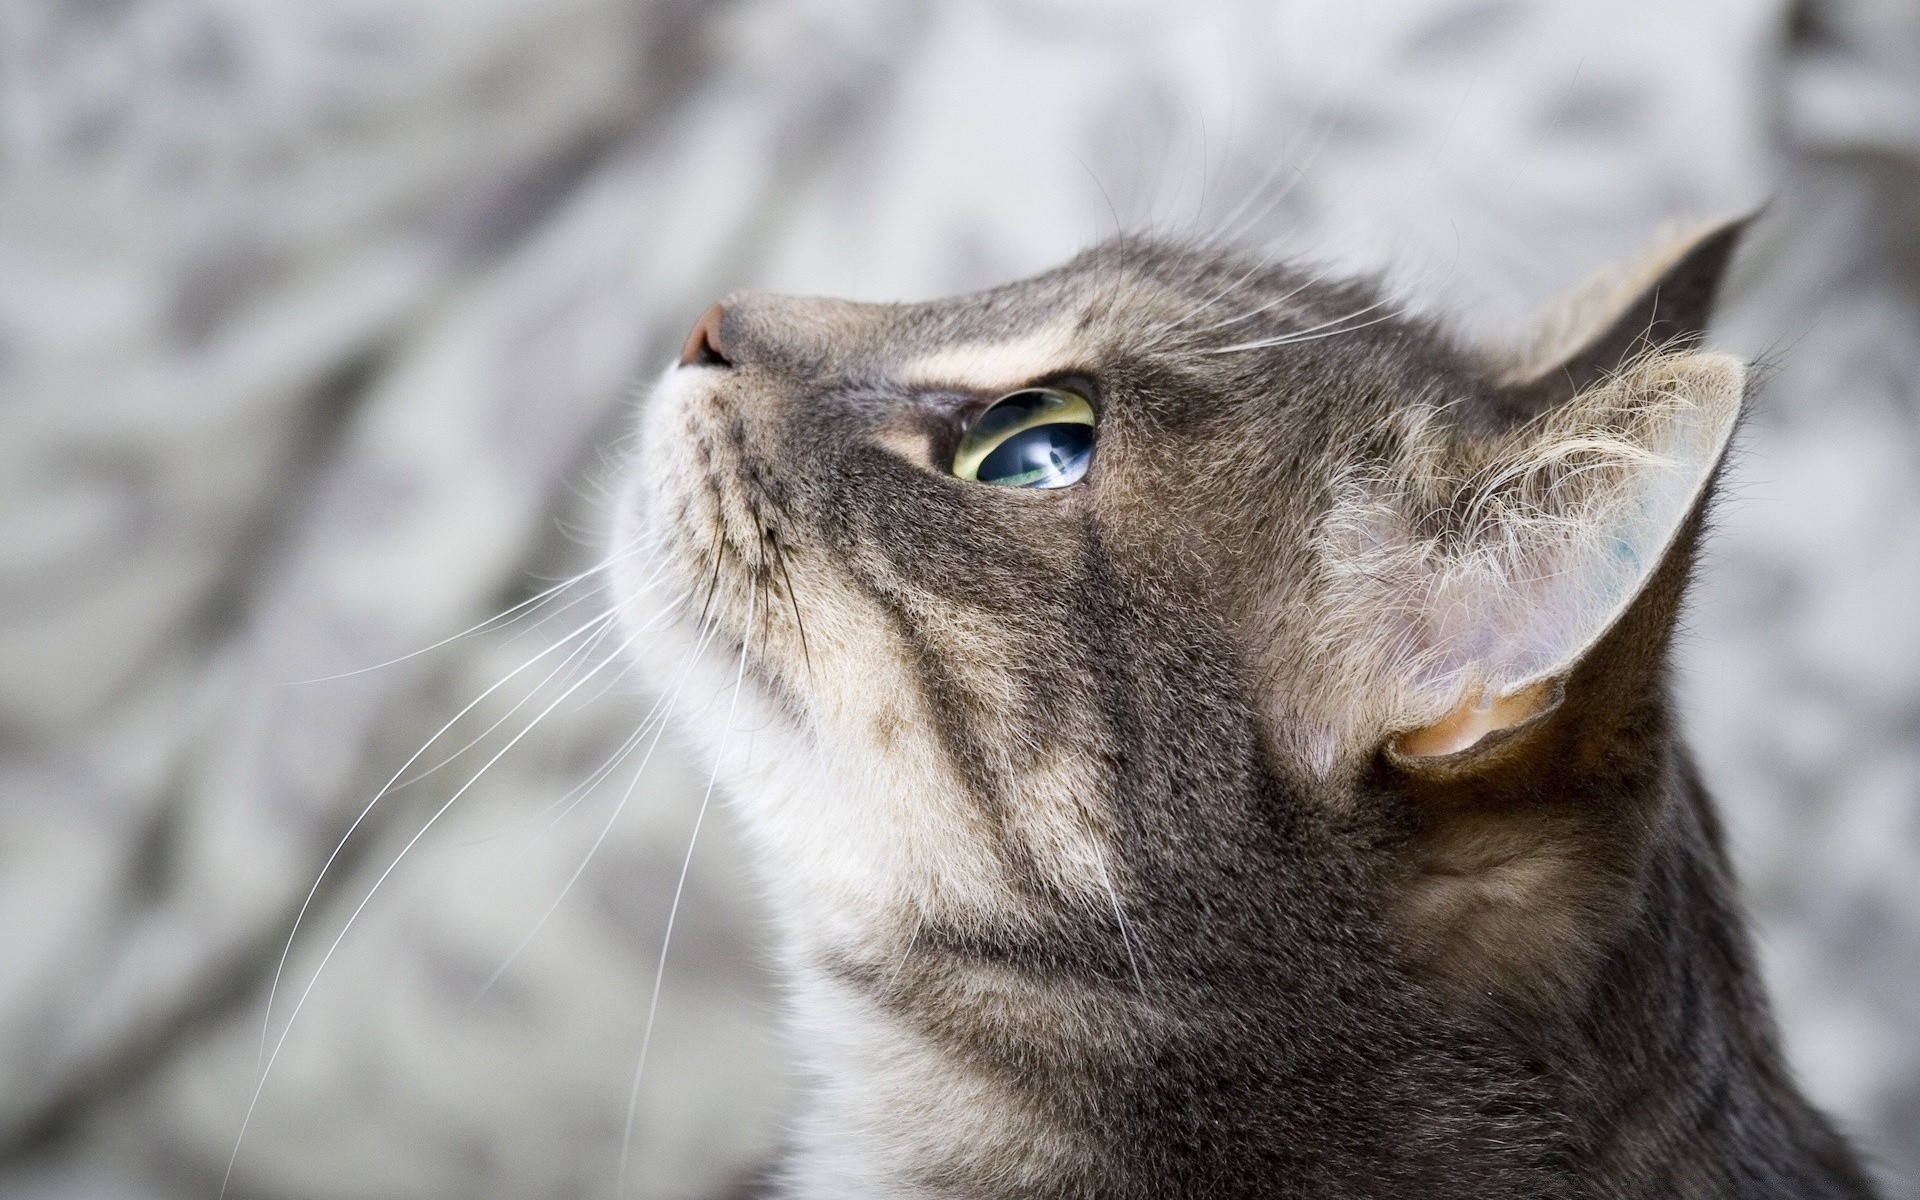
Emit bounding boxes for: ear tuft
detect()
[1502,215,1752,416]
[1313,351,1745,763]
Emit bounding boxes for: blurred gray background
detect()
[2,0,1917,1196]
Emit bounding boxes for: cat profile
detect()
[608,219,1879,1198]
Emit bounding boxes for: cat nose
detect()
[678,302,733,368]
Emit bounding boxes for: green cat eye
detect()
[951,387,1096,489]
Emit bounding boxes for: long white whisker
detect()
[379,604,625,799]
[494,573,618,645]
[289,538,659,685]
[522,598,693,841]
[257,606,626,1067]
[1147,122,1338,341]
[617,585,758,1197]
[1148,252,1282,340]
[506,549,681,648]
[1094,849,1147,998]
[1185,259,1343,336]
[224,619,650,1200]
[467,619,706,1007]
[523,595,704,841]
[532,720,655,838]
[885,915,923,994]
[1149,205,1323,339]
[383,570,680,797]
[1205,301,1407,355]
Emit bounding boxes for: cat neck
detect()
[1537,760,1875,1198]
[767,759,1872,1200]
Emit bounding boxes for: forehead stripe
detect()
[898,324,1081,393]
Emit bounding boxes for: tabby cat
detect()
[608,219,1879,1198]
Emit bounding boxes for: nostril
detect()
[678,303,732,368]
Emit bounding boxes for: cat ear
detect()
[1317,222,1750,764]
[1497,215,1750,416]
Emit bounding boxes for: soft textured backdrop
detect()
[3,1,1917,1196]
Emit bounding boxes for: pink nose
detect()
[678,302,731,368]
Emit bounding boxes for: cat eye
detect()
[951,387,1096,489]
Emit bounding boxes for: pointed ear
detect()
[1317,350,1746,763]
[1311,351,1747,1010]
[1499,215,1751,417]
[1297,225,1752,1013]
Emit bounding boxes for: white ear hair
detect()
[1314,351,1744,758]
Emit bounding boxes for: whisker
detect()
[288,537,659,685]
[884,915,923,995]
[1094,848,1147,998]
[257,606,626,1066]
[1206,107,1336,252]
[531,720,654,838]
[771,540,815,692]
[1147,124,1338,341]
[385,591,641,794]
[616,582,758,1197]
[1183,259,1343,337]
[1146,235,1322,347]
[732,569,784,736]
[692,548,727,632]
[1148,216,1325,341]
[468,605,713,1008]
[1069,147,1128,246]
[505,547,681,649]
[1204,302,1408,355]
[224,617,652,1200]
[1147,254,1279,341]
[523,593,701,838]
[381,571,678,798]
[497,573,618,646]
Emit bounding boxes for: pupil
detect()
[976,423,1093,488]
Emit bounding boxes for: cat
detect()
[606,218,1880,1198]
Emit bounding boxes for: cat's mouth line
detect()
[659,411,815,725]
[658,519,811,733]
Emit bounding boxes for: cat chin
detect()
[603,573,1049,952]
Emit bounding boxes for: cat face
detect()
[611,228,1745,983]
[616,240,1353,921]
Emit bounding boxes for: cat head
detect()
[610,220,1746,1006]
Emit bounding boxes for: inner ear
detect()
[1392,678,1558,760]
[1343,350,1746,765]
